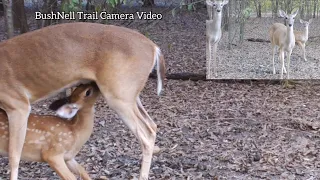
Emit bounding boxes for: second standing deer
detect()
[294,19,312,61]
[269,9,299,79]
[0,83,100,180]
[206,0,228,78]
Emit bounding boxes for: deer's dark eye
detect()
[285,17,288,19]
[85,89,92,97]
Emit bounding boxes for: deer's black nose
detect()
[217,10,221,12]
[289,24,292,27]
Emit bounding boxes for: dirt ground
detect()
[1,7,320,180]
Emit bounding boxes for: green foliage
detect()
[61,0,81,13]
[242,7,253,18]
[172,0,205,17]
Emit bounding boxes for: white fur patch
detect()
[56,103,79,119]
[154,46,163,96]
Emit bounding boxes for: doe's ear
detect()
[56,103,79,119]
[279,10,287,18]
[223,0,229,5]
[291,9,299,17]
[49,97,69,111]
[206,0,214,6]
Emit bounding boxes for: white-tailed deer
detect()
[269,9,298,79]
[206,0,228,78]
[0,22,165,180]
[0,83,100,180]
[294,19,312,61]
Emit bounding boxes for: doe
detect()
[269,9,299,79]
[206,0,228,78]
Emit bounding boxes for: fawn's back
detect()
[0,110,77,161]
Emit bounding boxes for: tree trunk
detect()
[0,0,4,15]
[239,0,247,44]
[313,0,316,18]
[4,0,14,38]
[300,0,305,19]
[12,0,28,33]
[223,3,229,31]
[142,0,154,7]
[257,1,261,17]
[227,0,233,50]
[275,0,279,16]
[254,0,262,18]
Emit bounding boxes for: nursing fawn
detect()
[0,83,100,180]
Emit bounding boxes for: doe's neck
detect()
[286,25,295,42]
[212,12,223,27]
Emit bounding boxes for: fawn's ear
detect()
[49,97,70,111]
[56,103,79,119]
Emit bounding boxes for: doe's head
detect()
[52,83,100,119]
[279,9,299,27]
[206,0,228,13]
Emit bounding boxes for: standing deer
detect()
[294,19,312,61]
[0,83,100,180]
[206,0,228,78]
[269,9,298,79]
[0,22,165,180]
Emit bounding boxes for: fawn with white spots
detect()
[0,83,100,180]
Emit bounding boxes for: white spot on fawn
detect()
[51,127,55,131]
[40,136,45,141]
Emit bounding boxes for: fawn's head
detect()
[279,9,299,27]
[50,83,100,119]
[206,0,228,13]
[300,19,312,28]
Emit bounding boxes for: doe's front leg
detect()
[6,103,31,180]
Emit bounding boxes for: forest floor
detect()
[0,7,320,180]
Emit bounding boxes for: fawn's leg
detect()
[66,159,91,180]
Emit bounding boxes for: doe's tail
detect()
[154,46,166,95]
